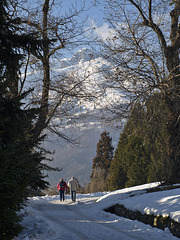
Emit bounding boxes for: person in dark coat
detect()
[57,178,68,201]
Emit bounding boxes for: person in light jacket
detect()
[57,178,68,201]
[68,177,79,202]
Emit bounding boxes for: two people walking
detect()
[57,177,79,202]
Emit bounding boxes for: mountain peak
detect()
[71,48,97,64]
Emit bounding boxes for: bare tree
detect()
[8,0,98,143]
[98,0,180,182]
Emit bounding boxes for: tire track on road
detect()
[32,202,90,240]
[64,203,146,240]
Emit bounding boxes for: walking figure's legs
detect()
[71,191,76,201]
[59,190,62,201]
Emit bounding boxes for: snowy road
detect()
[34,201,142,240]
[19,192,178,240]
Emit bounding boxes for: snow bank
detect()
[97,183,180,223]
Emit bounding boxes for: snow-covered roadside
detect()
[15,183,180,240]
[97,183,180,223]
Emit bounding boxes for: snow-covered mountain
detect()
[43,48,127,187]
[59,48,99,67]
[51,47,99,71]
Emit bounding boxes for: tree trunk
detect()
[165,96,180,182]
[7,56,19,97]
[164,1,180,181]
[32,0,50,139]
[164,65,180,182]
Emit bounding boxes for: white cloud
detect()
[90,19,115,41]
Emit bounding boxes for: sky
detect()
[15,182,180,240]
[59,0,111,46]
[51,0,106,28]
[62,0,106,26]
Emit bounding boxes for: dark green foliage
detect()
[92,131,114,170]
[125,136,149,187]
[109,94,170,190]
[109,130,149,190]
[109,147,127,190]
[0,1,50,239]
[0,95,49,239]
[144,95,170,182]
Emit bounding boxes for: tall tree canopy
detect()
[9,0,98,142]
[0,1,56,238]
[109,93,170,190]
[92,131,114,169]
[100,0,180,182]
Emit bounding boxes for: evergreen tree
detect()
[0,1,51,239]
[87,131,114,193]
[0,94,48,239]
[109,94,170,190]
[109,131,128,190]
[143,94,170,182]
[92,131,114,169]
[124,136,149,187]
